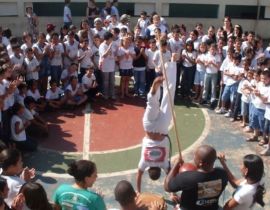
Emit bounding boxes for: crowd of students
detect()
[0,1,268,209]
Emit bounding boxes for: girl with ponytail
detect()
[218,153,265,210]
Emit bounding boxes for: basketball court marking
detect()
[36,107,210,178]
[83,104,91,160]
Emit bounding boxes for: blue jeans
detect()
[264,119,270,135]
[202,73,218,102]
[222,83,238,103]
[51,65,62,85]
[251,108,265,132]
[133,70,145,95]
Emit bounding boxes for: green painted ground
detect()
[91,101,205,173]
[24,101,205,174]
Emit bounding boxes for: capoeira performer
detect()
[136,60,176,193]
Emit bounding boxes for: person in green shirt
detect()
[53,160,106,210]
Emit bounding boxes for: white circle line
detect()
[38,108,210,178]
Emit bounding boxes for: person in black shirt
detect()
[164,145,228,210]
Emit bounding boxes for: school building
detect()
[0,0,270,38]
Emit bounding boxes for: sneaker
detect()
[215,108,226,114]
[260,148,270,156]
[224,112,231,118]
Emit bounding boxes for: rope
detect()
[157,36,182,159]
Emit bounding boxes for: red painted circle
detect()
[40,98,145,152]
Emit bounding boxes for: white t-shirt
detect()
[22,108,34,122]
[78,48,93,69]
[27,89,41,101]
[264,46,270,58]
[46,87,63,100]
[205,53,221,74]
[226,65,243,86]
[118,46,135,70]
[252,83,270,110]
[153,50,171,72]
[147,24,167,36]
[233,180,260,210]
[99,42,116,72]
[241,79,252,103]
[137,18,150,37]
[63,5,72,22]
[138,136,170,172]
[220,57,233,85]
[264,93,270,120]
[66,84,80,96]
[196,53,206,72]
[182,49,197,67]
[169,38,184,54]
[145,49,157,69]
[25,57,39,81]
[15,94,25,106]
[64,40,79,65]
[0,36,10,47]
[2,80,15,111]
[50,43,64,66]
[10,54,24,66]
[1,175,25,207]
[11,115,26,141]
[82,74,96,92]
[91,28,107,40]
[60,69,78,81]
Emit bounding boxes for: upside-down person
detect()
[136,59,176,193]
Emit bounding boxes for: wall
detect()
[0,0,270,38]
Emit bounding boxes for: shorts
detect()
[119,69,133,77]
[194,70,205,86]
[241,101,249,116]
[251,108,265,132]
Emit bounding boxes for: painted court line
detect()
[83,103,92,160]
[38,107,211,178]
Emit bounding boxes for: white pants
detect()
[143,62,176,134]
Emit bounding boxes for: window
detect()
[169,3,219,18]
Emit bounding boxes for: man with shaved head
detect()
[164,145,228,210]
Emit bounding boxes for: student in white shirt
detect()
[66,76,87,106]
[82,65,98,102]
[194,42,207,103]
[218,153,265,210]
[136,11,150,38]
[46,80,65,109]
[10,45,25,78]
[117,36,135,98]
[99,31,116,99]
[26,79,46,112]
[77,39,93,82]
[91,18,107,40]
[49,33,64,85]
[10,103,37,152]
[24,48,40,82]
[240,70,253,128]
[145,39,157,93]
[216,53,243,115]
[63,0,72,27]
[202,44,221,105]
[64,31,79,69]
[180,40,197,98]
[61,63,78,89]
[247,70,270,142]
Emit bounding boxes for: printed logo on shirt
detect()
[144,147,166,162]
[197,179,222,199]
